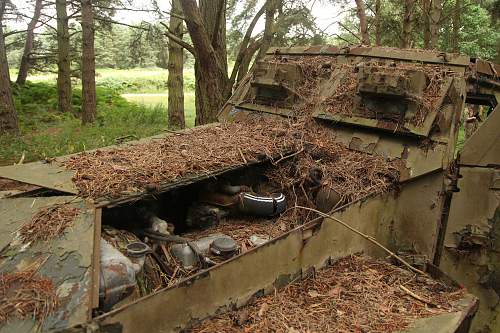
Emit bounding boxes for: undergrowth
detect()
[0,82,169,166]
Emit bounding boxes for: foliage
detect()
[439,1,500,59]
[332,0,499,60]
[0,81,196,165]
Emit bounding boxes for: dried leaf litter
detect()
[19,204,80,244]
[0,262,58,325]
[188,255,465,333]
[62,120,302,199]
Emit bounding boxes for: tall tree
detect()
[167,0,185,129]
[354,0,370,45]
[451,0,461,52]
[256,0,279,59]
[423,0,442,49]
[16,0,43,85]
[180,0,278,125]
[56,0,72,113]
[181,0,228,125]
[429,0,442,48]
[193,0,228,125]
[81,0,96,124]
[374,0,382,46]
[0,0,19,134]
[401,0,415,48]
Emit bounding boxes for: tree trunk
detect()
[56,0,72,113]
[237,38,262,83]
[200,0,227,77]
[451,0,460,53]
[0,2,19,134]
[16,0,43,85]
[192,0,229,125]
[167,0,185,129]
[401,0,415,48]
[229,3,265,87]
[429,0,442,49]
[374,0,381,46]
[81,0,96,124]
[256,0,279,60]
[180,0,228,125]
[422,0,431,48]
[354,0,370,45]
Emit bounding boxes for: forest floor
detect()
[0,68,196,166]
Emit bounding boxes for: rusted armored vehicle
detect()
[0,46,498,333]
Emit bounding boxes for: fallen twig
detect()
[400,285,438,308]
[294,205,428,277]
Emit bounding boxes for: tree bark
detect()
[192,0,229,125]
[429,0,442,49]
[81,0,96,124]
[200,0,227,77]
[256,0,279,60]
[167,0,185,129]
[56,0,72,113]
[422,0,431,48]
[16,0,43,85]
[229,3,265,87]
[0,2,19,134]
[237,38,262,83]
[401,0,415,48]
[354,0,370,45]
[374,0,381,46]
[451,0,460,53]
[180,0,228,125]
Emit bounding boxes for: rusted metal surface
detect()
[0,196,96,332]
[0,162,78,194]
[440,166,500,332]
[460,105,500,167]
[266,46,470,66]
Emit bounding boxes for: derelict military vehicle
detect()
[0,46,499,333]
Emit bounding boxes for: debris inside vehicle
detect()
[188,255,466,333]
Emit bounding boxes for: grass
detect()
[0,78,196,166]
[9,68,196,94]
[121,91,196,127]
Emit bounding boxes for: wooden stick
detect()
[294,205,428,276]
[400,285,437,307]
[238,148,248,164]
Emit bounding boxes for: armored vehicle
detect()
[0,46,498,333]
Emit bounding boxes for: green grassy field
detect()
[0,68,196,166]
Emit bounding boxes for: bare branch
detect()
[160,21,195,55]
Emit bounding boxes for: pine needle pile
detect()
[62,120,302,199]
[189,255,465,333]
[19,205,80,244]
[266,122,401,208]
[0,263,58,326]
[270,55,450,126]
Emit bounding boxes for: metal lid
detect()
[210,237,238,256]
[126,242,150,257]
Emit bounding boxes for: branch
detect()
[159,22,195,55]
[228,2,266,87]
[4,29,27,37]
[211,0,226,47]
[94,17,150,31]
[337,22,361,41]
[294,205,428,277]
